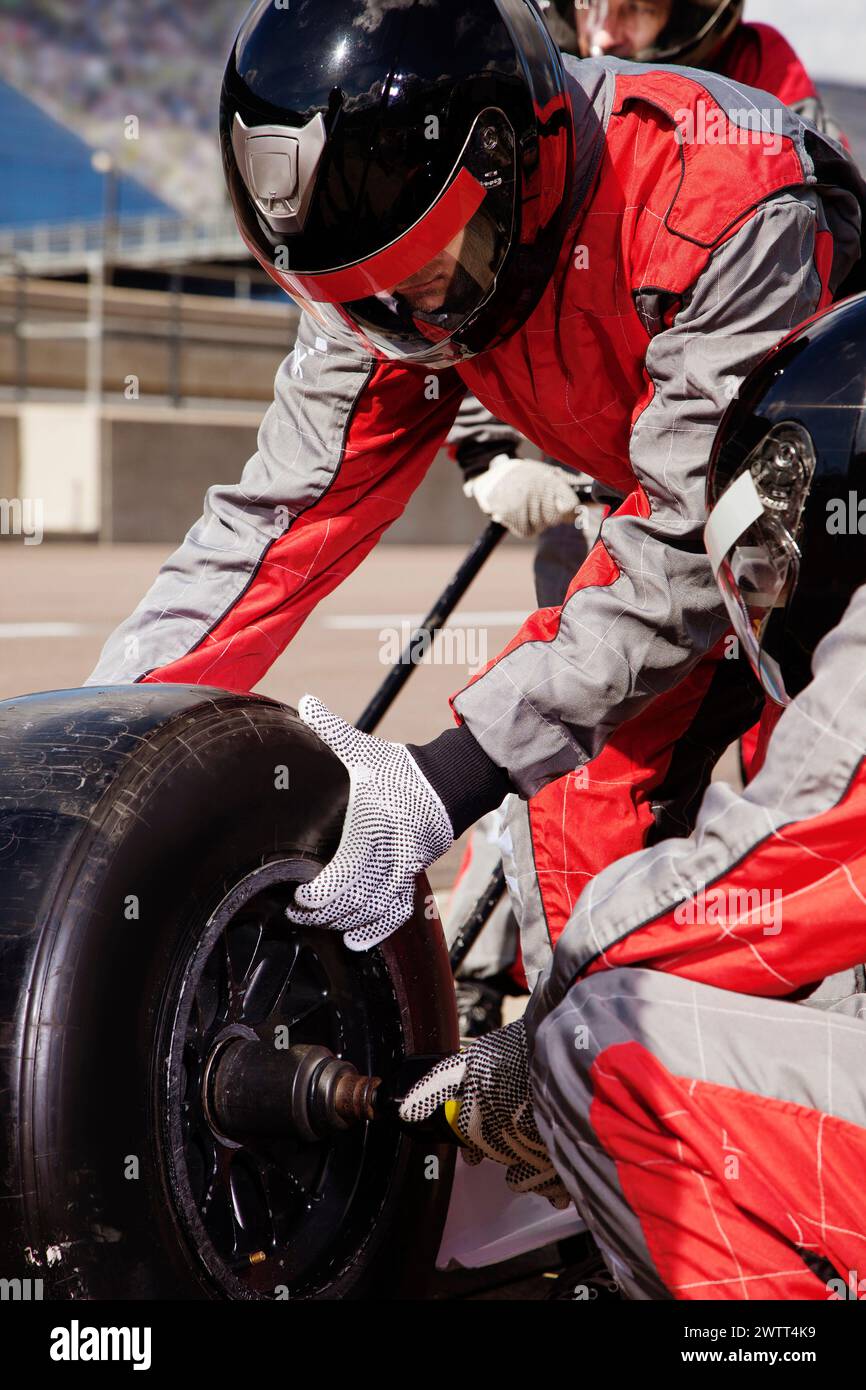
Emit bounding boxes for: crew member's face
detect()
[575,0,673,58]
[393,230,466,312]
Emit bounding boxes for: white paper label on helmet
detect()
[704,469,765,576]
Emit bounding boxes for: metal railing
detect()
[0,210,246,273]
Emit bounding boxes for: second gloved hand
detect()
[285,696,454,950]
[464,454,582,539]
[399,1019,570,1208]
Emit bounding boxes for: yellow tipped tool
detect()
[443,1097,463,1140]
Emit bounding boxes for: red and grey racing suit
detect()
[449,24,838,604]
[444,25,852,986]
[525,583,866,1299]
[88,59,862,986]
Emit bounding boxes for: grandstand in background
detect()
[0,2,302,544]
[0,0,264,291]
[0,78,173,229]
[0,0,244,217]
[0,73,255,297]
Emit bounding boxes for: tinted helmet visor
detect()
[578,0,739,62]
[234,109,517,367]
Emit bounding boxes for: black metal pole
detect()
[352,520,509,977]
[355,520,505,734]
[448,862,507,973]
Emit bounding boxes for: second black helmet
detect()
[572,1,744,65]
[705,293,866,706]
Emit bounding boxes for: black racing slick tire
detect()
[0,686,458,1300]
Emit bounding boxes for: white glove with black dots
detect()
[399,1019,570,1208]
[285,696,454,950]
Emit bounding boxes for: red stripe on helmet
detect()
[284,167,487,303]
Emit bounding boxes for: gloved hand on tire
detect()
[285,696,454,950]
[399,1019,571,1208]
[463,453,584,539]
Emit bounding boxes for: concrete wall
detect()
[0,276,509,545]
[102,406,485,545]
[104,406,256,543]
[19,403,101,533]
[0,276,297,403]
[0,411,18,500]
[0,400,484,545]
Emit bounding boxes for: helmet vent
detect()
[232,112,328,235]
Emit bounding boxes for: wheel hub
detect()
[208,1039,382,1143]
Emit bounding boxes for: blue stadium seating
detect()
[0,79,175,229]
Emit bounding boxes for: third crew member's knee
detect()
[530,968,638,1142]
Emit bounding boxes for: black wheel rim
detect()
[161,861,404,1299]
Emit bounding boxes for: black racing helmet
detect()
[221,0,575,368]
[705,293,866,706]
[653,0,744,65]
[576,1,744,65]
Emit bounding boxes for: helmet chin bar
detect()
[245,108,519,369]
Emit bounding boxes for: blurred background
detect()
[0,0,862,891]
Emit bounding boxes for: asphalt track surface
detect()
[0,537,538,891]
[0,535,741,894]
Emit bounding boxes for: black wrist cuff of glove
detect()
[454,442,503,481]
[407,723,514,838]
